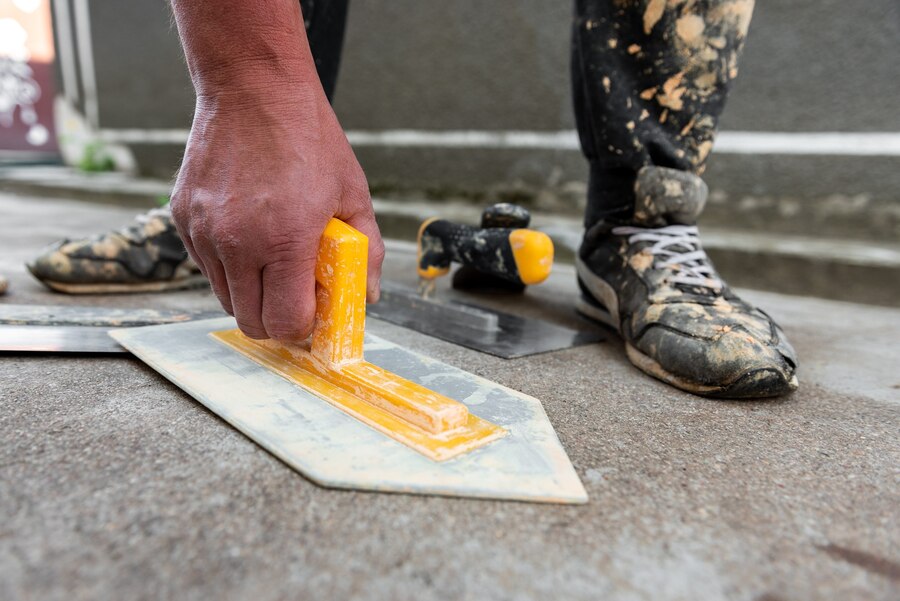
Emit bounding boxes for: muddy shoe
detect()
[27,206,206,294]
[576,166,798,399]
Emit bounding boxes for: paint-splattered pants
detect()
[301,0,755,226]
[573,0,754,225]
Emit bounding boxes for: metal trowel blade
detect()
[0,325,125,353]
[0,305,224,353]
[367,282,603,359]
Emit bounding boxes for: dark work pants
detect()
[300,0,754,227]
[299,0,350,102]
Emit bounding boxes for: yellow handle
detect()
[510,229,554,285]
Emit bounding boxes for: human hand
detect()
[171,92,384,342]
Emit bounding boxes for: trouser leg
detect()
[571,0,755,225]
[299,0,350,101]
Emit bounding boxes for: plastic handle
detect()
[417,218,554,286]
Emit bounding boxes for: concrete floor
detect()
[1,192,898,600]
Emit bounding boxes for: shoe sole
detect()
[38,273,208,295]
[574,257,797,399]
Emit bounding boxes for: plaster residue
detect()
[679,115,698,136]
[643,0,666,34]
[663,180,684,197]
[712,0,755,37]
[90,237,125,260]
[629,250,654,273]
[696,140,714,163]
[143,217,168,238]
[656,72,687,111]
[675,15,706,46]
[693,71,717,93]
[639,86,658,100]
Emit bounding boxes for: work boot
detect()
[27,206,205,293]
[576,166,798,399]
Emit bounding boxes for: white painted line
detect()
[99,128,192,144]
[716,132,900,156]
[71,0,99,128]
[50,0,79,104]
[347,129,582,151]
[97,128,900,157]
[348,130,900,156]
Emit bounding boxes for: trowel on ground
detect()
[112,219,587,503]
[0,304,222,353]
[367,203,603,358]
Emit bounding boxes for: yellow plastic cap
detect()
[509,229,554,285]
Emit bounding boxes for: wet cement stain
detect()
[755,594,788,601]
[818,543,900,582]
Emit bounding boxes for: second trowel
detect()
[368,203,603,358]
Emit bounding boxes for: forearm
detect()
[171,0,320,103]
[170,1,383,340]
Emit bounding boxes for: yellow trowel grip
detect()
[212,217,508,461]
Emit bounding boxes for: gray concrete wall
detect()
[90,0,191,130]
[54,0,900,238]
[335,0,900,132]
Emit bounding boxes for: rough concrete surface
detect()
[1,193,898,600]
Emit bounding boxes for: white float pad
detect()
[111,318,588,504]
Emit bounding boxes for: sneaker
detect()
[27,206,206,294]
[576,166,798,399]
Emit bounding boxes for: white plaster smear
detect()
[111,318,589,504]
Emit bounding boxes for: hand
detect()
[171,91,384,342]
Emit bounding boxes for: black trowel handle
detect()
[416,218,554,286]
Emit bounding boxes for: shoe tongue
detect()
[633,166,708,227]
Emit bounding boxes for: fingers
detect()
[342,203,385,304]
[180,234,208,280]
[260,247,318,342]
[205,258,234,317]
[223,258,265,338]
[191,235,234,316]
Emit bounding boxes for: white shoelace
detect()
[612,224,723,289]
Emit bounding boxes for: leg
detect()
[572,0,798,398]
[300,0,350,102]
[572,0,753,225]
